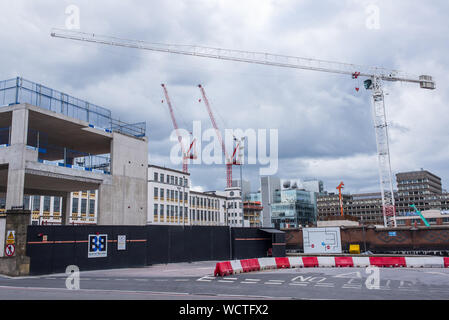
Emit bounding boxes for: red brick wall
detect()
[284,226,449,252]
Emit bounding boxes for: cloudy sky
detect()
[1,0,448,194]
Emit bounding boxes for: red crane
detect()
[161,84,196,173]
[198,84,240,188]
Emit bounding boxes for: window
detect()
[154,172,158,181]
[89,200,95,215]
[154,204,158,215]
[23,195,30,210]
[32,196,41,211]
[160,188,164,198]
[81,199,87,214]
[170,176,174,184]
[72,198,79,214]
[160,173,164,183]
[175,177,178,185]
[43,196,51,212]
[53,197,61,213]
[160,204,164,216]
[154,187,158,198]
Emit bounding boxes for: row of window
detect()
[25,195,61,212]
[190,196,220,209]
[398,178,430,184]
[396,218,449,225]
[72,197,96,215]
[153,172,188,187]
[154,187,188,202]
[153,204,220,222]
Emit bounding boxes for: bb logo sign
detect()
[88,234,108,258]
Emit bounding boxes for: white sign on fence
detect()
[303,227,342,254]
[117,235,126,251]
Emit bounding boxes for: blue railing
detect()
[35,144,111,174]
[27,128,110,174]
[0,77,146,138]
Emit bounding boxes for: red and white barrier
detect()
[214,256,449,277]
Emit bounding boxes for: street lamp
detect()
[176,185,181,226]
[223,202,232,260]
[234,136,245,228]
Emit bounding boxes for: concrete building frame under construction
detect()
[0,77,148,228]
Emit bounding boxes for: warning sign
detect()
[5,244,15,257]
[6,231,15,245]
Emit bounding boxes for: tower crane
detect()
[336,181,345,217]
[50,28,436,227]
[161,83,196,173]
[198,84,241,188]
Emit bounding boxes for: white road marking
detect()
[334,272,362,279]
[197,275,214,282]
[342,285,362,289]
[218,280,234,283]
[425,272,449,277]
[0,285,191,297]
[315,283,335,287]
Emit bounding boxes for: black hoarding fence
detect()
[27,225,147,275]
[26,225,285,275]
[231,228,273,260]
[146,225,231,264]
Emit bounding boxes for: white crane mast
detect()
[50,28,436,227]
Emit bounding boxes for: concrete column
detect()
[5,168,25,210]
[61,193,72,225]
[0,214,5,258]
[10,108,29,146]
[5,108,29,210]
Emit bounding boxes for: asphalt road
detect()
[1,261,449,300]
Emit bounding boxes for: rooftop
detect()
[0,77,146,138]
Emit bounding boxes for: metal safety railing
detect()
[26,128,110,174]
[35,144,111,174]
[0,77,146,138]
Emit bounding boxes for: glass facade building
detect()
[271,189,317,229]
